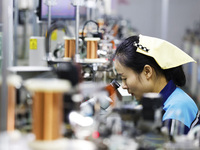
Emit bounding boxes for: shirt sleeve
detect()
[163,119,190,135]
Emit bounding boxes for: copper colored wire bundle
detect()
[64,37,76,58]
[7,84,16,131]
[32,91,63,140]
[7,75,22,131]
[24,79,71,141]
[85,38,100,59]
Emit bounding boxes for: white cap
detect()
[134,34,196,69]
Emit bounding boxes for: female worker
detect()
[113,34,200,135]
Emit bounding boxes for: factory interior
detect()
[1,0,200,149]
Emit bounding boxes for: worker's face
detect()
[114,60,149,100]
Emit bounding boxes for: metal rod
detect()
[1,0,13,131]
[161,0,169,40]
[13,0,18,66]
[33,0,39,36]
[75,5,80,55]
[48,4,52,28]
[86,7,90,21]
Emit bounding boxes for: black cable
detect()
[45,21,67,60]
[81,20,100,40]
[81,20,102,54]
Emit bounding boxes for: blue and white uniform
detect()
[160,80,200,135]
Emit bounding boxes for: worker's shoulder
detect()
[168,87,197,109]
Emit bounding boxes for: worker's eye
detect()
[121,78,126,81]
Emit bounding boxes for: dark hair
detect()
[114,35,186,87]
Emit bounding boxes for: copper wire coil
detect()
[64,37,76,58]
[7,84,16,131]
[32,91,63,140]
[24,78,71,141]
[7,75,22,131]
[85,38,100,59]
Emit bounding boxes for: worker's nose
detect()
[121,81,128,89]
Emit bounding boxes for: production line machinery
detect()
[2,70,200,150]
[1,17,200,150]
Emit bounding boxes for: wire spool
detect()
[64,37,76,58]
[7,75,22,131]
[24,78,71,141]
[85,37,100,59]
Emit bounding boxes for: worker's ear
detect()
[143,65,153,80]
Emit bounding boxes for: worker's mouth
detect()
[128,91,134,96]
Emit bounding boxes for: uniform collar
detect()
[160,80,176,105]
